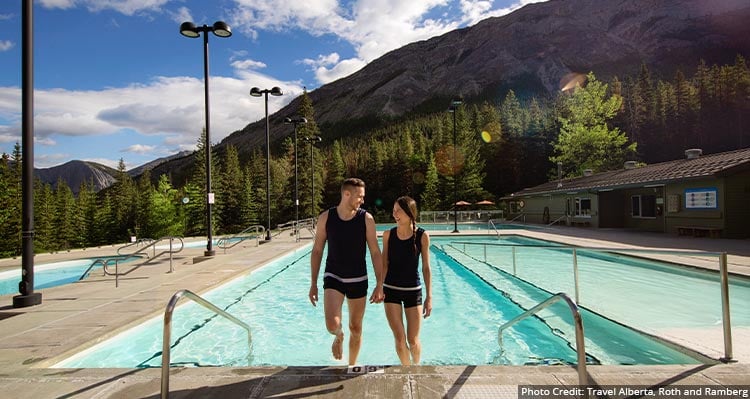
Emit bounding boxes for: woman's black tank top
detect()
[384,227,424,290]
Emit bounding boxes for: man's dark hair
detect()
[341,178,365,192]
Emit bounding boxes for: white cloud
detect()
[0,40,14,52]
[301,53,340,68]
[39,0,172,15]
[38,0,77,9]
[0,71,303,165]
[314,57,366,84]
[170,6,192,24]
[231,59,267,70]
[35,152,72,167]
[35,137,57,146]
[122,144,157,154]
[228,0,539,84]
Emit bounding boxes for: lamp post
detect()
[448,97,463,233]
[250,87,283,241]
[14,0,42,308]
[301,135,322,222]
[284,117,308,239]
[180,20,232,256]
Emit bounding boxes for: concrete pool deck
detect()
[0,226,748,398]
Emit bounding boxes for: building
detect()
[502,148,750,238]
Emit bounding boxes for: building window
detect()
[575,197,591,217]
[632,195,656,218]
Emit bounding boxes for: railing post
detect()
[115,260,119,288]
[483,244,487,262]
[719,252,733,361]
[169,238,174,273]
[512,246,517,276]
[572,248,579,304]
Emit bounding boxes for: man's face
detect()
[345,186,365,210]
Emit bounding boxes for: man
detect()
[309,177,384,365]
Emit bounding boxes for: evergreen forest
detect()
[1,57,748,257]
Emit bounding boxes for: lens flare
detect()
[481,131,492,143]
[412,171,425,184]
[435,145,465,176]
[560,72,587,92]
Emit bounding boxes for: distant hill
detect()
[35,160,118,194]
[34,151,193,193]
[126,150,191,177]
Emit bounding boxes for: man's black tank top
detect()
[383,227,424,290]
[324,207,367,281]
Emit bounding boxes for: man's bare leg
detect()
[324,289,346,360]
[347,296,367,365]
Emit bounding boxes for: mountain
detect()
[221,0,750,149]
[126,150,192,177]
[35,160,118,194]
[34,151,193,193]
[153,0,750,181]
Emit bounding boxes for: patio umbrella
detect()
[454,200,471,206]
[475,200,495,205]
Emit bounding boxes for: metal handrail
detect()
[293,218,316,242]
[488,219,500,236]
[498,292,588,386]
[547,214,566,226]
[85,237,185,286]
[217,225,266,251]
[507,213,525,224]
[78,256,133,281]
[448,241,733,361]
[161,289,252,399]
[117,238,156,256]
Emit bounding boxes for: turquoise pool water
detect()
[55,236,706,368]
[445,236,750,330]
[0,256,145,296]
[376,222,532,232]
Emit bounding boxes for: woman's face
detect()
[392,202,408,224]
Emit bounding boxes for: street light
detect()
[180,20,232,256]
[284,117,308,240]
[448,97,463,233]
[301,135,322,223]
[250,86,283,241]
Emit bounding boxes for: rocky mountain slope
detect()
[35,160,117,193]
[217,0,750,155]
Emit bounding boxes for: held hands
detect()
[309,285,318,307]
[369,285,384,304]
[423,296,432,318]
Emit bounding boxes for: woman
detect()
[382,196,432,365]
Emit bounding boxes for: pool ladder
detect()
[498,292,588,386]
[161,289,251,399]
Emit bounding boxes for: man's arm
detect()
[365,212,384,303]
[309,211,328,306]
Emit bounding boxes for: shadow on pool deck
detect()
[0,228,748,398]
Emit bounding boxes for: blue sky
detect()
[0,0,541,170]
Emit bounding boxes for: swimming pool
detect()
[0,258,134,296]
[376,222,533,232]
[54,236,705,368]
[444,236,750,330]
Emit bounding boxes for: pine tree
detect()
[218,145,244,233]
[420,152,440,211]
[551,72,636,176]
